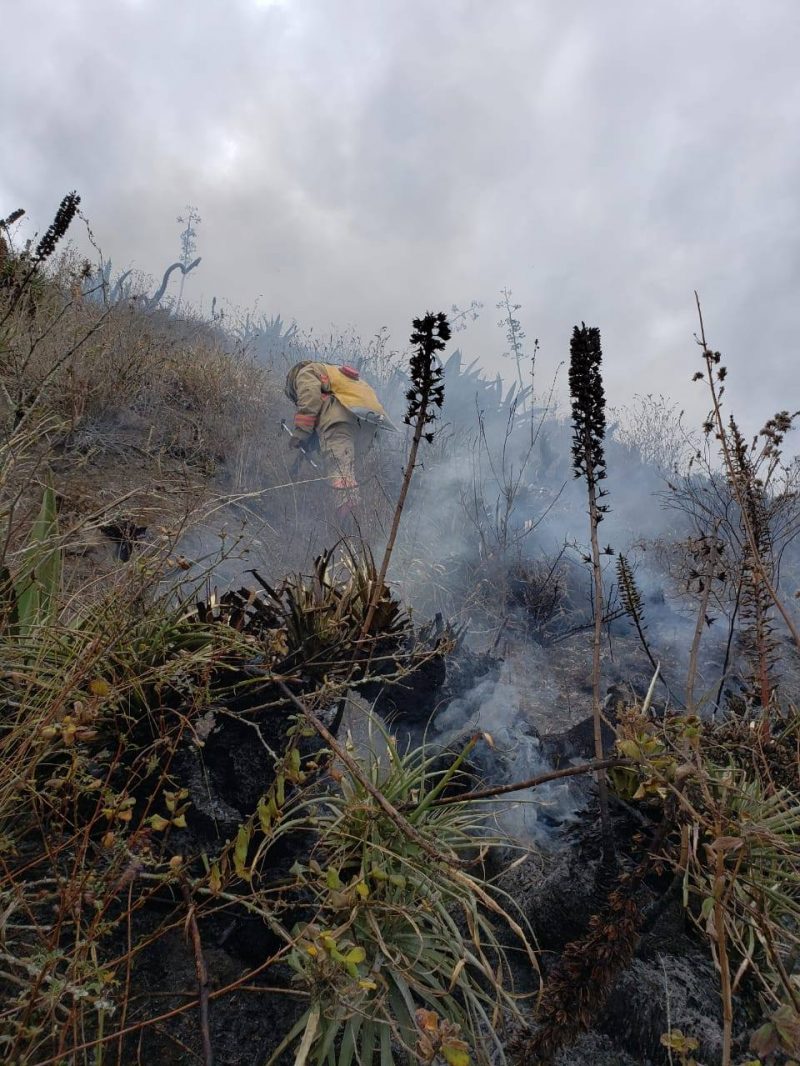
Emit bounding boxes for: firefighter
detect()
[284,361,393,517]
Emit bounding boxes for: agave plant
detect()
[236,311,298,366]
[375,348,532,441]
[267,713,535,1066]
[248,547,411,682]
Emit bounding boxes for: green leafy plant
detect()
[660,1028,699,1065]
[267,713,534,1066]
[608,699,800,1066]
[8,480,61,638]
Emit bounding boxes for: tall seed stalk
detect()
[727,417,778,708]
[0,191,81,332]
[569,323,612,844]
[616,552,681,706]
[360,312,449,639]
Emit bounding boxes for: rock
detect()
[540,707,618,766]
[123,915,305,1066]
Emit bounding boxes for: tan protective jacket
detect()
[285,362,387,490]
[285,362,389,441]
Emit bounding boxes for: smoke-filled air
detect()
[2,4,800,1065]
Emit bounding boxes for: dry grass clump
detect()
[0,557,247,1062]
[0,197,289,589]
[1,247,275,474]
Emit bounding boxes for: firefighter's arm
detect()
[292,365,325,441]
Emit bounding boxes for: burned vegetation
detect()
[0,197,799,1066]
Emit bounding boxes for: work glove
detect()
[289,436,305,450]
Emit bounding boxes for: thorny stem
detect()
[115,883,134,1066]
[712,824,733,1066]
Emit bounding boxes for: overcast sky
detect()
[2,0,799,438]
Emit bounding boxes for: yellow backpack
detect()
[322,365,394,429]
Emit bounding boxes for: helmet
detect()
[284,361,311,404]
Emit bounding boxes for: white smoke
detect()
[434,658,583,847]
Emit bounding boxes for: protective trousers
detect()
[321,416,377,511]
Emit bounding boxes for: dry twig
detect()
[179,878,214,1066]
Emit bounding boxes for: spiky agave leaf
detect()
[270,711,533,1066]
[15,480,61,638]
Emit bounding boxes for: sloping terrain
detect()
[1,212,799,1066]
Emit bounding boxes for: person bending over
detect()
[284,361,393,519]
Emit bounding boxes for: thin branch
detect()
[425,756,633,808]
[276,681,465,867]
[179,879,214,1066]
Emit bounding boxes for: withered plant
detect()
[683,528,726,713]
[655,303,800,716]
[693,294,800,684]
[497,286,528,395]
[612,391,695,475]
[727,416,781,709]
[616,551,680,704]
[0,192,80,323]
[510,837,658,1064]
[360,311,449,639]
[569,322,612,842]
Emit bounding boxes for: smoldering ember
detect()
[1,197,798,1066]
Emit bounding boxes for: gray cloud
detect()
[2,0,799,439]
